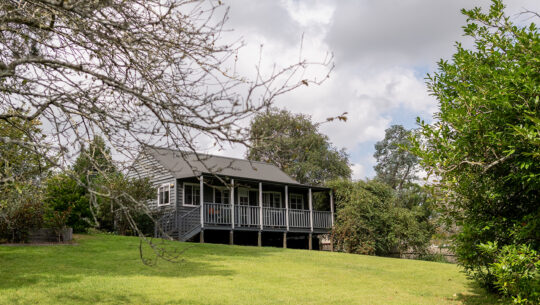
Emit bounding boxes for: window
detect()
[184,183,200,205]
[238,188,249,205]
[289,193,304,210]
[158,184,171,206]
[263,192,282,208]
[213,187,230,204]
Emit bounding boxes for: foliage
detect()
[72,136,116,183]
[0,234,503,305]
[374,125,419,190]
[328,179,433,256]
[43,136,154,235]
[43,173,91,233]
[44,206,72,242]
[0,117,50,188]
[0,183,44,243]
[418,253,451,264]
[1,0,329,251]
[247,109,351,185]
[411,0,540,292]
[479,242,540,304]
[93,173,155,236]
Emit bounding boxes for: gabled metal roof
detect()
[145,147,302,185]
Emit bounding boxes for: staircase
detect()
[155,206,201,242]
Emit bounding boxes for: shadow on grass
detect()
[3,287,190,305]
[450,283,509,305]
[0,234,285,291]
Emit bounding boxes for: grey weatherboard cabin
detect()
[129,147,334,249]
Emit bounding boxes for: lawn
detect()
[0,234,501,305]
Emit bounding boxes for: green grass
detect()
[0,234,502,305]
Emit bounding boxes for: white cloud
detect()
[351,163,366,180]
[209,0,540,177]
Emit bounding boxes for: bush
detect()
[0,184,44,243]
[93,174,155,236]
[418,253,450,264]
[491,244,540,304]
[411,0,540,294]
[44,206,72,242]
[43,173,92,233]
[329,179,434,256]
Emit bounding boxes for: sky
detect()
[207,0,540,180]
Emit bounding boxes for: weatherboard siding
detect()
[128,153,176,210]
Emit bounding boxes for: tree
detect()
[374,125,418,191]
[93,174,155,236]
[411,0,539,295]
[247,109,351,185]
[44,136,154,234]
[43,173,90,233]
[0,117,49,187]
[328,179,433,256]
[1,0,330,256]
[72,135,116,184]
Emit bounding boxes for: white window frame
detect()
[289,193,304,210]
[183,182,200,206]
[157,183,171,207]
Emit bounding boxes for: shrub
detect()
[329,179,434,256]
[491,244,540,304]
[43,173,92,233]
[0,184,44,243]
[418,253,451,264]
[44,206,72,242]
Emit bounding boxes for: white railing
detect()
[200,203,331,229]
[313,211,332,229]
[204,203,231,225]
[288,209,310,228]
[235,205,260,227]
[263,207,286,227]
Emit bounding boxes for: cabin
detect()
[129,147,334,249]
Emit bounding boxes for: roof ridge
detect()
[144,146,303,186]
[150,146,278,167]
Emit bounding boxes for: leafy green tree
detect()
[0,117,51,242]
[247,109,351,185]
[44,135,155,235]
[329,179,433,256]
[0,117,50,187]
[93,173,155,236]
[374,125,419,191]
[43,173,91,233]
[411,0,539,292]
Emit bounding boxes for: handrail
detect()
[288,209,310,228]
[235,205,260,227]
[179,206,201,238]
[204,202,232,225]
[312,211,332,229]
[156,212,176,238]
[170,203,332,233]
[263,207,286,227]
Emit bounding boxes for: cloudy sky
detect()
[210,0,539,179]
